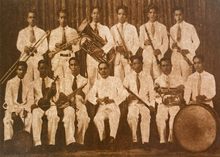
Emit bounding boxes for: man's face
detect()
[117,9,127,24]
[131,59,143,74]
[58,12,68,27]
[193,57,204,73]
[27,12,36,27]
[38,63,48,78]
[174,10,183,23]
[91,8,100,23]
[147,9,157,22]
[69,60,80,76]
[16,65,27,79]
[160,60,172,75]
[98,63,109,79]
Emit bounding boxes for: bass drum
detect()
[13,130,33,153]
[173,104,220,152]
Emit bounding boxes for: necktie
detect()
[166,76,170,89]
[17,79,23,103]
[29,27,36,43]
[197,74,202,95]
[62,27,66,44]
[94,23,99,35]
[177,24,181,42]
[151,23,155,37]
[72,77,77,91]
[42,78,46,95]
[136,73,140,93]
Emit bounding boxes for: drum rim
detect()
[173,103,220,152]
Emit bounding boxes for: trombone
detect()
[0,30,50,85]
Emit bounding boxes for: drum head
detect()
[174,104,218,152]
[13,131,33,153]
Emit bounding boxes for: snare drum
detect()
[174,104,220,152]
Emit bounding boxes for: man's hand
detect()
[127,94,136,102]
[181,49,190,55]
[144,39,151,46]
[11,112,17,121]
[31,104,38,112]
[196,95,207,103]
[154,49,161,56]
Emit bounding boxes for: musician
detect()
[16,9,48,81]
[123,55,155,151]
[155,58,184,150]
[87,62,127,151]
[31,60,59,153]
[184,54,216,107]
[170,6,200,81]
[87,6,114,87]
[139,5,168,80]
[58,57,90,151]
[49,9,80,79]
[110,5,139,82]
[3,62,33,152]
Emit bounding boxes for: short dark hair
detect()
[98,61,109,69]
[130,55,143,63]
[69,57,80,65]
[27,9,37,18]
[173,6,184,14]
[147,5,158,13]
[193,54,204,63]
[17,61,28,71]
[160,57,172,65]
[116,5,128,16]
[57,9,69,17]
[38,60,48,67]
[91,6,102,14]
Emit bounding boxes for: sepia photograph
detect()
[0,0,220,156]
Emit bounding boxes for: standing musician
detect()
[155,58,184,150]
[184,54,216,107]
[49,9,80,79]
[87,62,127,151]
[123,55,155,151]
[16,9,48,81]
[58,57,90,151]
[170,6,200,81]
[31,60,59,153]
[139,5,168,80]
[110,5,139,82]
[87,6,114,88]
[3,62,33,152]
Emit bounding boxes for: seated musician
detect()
[48,9,79,79]
[16,9,48,81]
[184,54,216,107]
[154,58,184,150]
[123,55,155,151]
[58,57,90,151]
[3,62,33,152]
[87,62,127,151]
[31,60,59,153]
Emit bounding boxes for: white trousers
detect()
[171,50,192,81]
[114,53,132,82]
[156,104,180,143]
[3,110,32,141]
[32,106,59,146]
[94,103,120,141]
[127,103,151,143]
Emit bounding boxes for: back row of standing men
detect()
[3,4,216,153]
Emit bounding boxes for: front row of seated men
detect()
[3,54,216,153]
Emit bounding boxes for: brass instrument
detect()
[0,30,50,85]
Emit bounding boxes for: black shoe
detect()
[132,142,139,149]
[3,140,13,154]
[167,142,176,151]
[48,145,56,152]
[75,143,85,150]
[143,142,151,151]
[66,142,77,152]
[109,136,116,151]
[32,145,43,154]
[158,143,167,150]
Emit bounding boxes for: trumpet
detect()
[0,30,50,85]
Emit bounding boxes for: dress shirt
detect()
[170,21,200,61]
[155,73,184,88]
[184,71,216,106]
[17,26,48,58]
[5,76,34,112]
[87,76,127,106]
[111,22,139,55]
[123,71,155,107]
[139,21,168,60]
[90,22,114,53]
